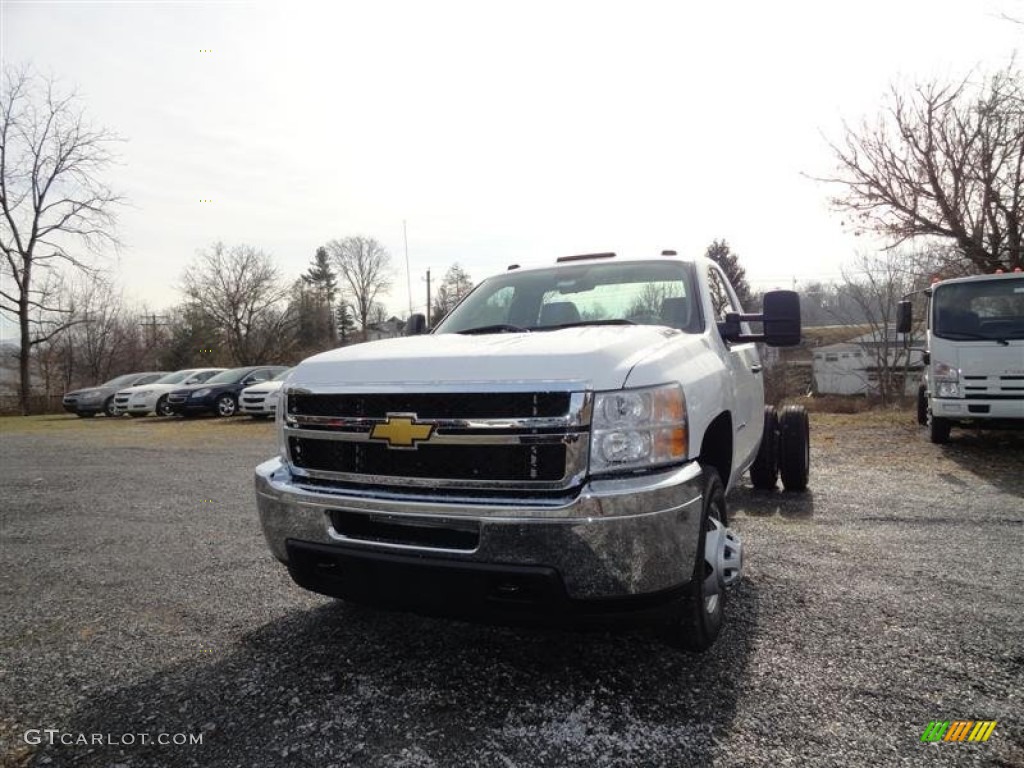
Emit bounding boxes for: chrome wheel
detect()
[216,395,237,417]
[156,396,173,417]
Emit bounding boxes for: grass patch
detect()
[0,413,275,445]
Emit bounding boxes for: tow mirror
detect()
[896,300,913,334]
[717,290,800,346]
[762,290,801,346]
[406,313,427,335]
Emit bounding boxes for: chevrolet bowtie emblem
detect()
[369,414,435,449]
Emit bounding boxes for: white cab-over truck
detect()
[255,251,808,650]
[899,271,1024,443]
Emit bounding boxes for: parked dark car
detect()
[63,372,171,418]
[165,366,288,417]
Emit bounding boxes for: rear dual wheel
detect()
[750,404,809,492]
[778,405,810,492]
[750,406,779,490]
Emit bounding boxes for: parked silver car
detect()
[63,372,170,418]
[113,368,227,417]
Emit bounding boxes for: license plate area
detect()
[327,509,480,552]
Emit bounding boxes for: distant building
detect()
[812,327,924,396]
[364,317,406,342]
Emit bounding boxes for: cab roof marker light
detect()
[556,252,616,263]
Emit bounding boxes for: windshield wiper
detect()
[456,323,531,335]
[938,331,1010,346]
[534,319,638,330]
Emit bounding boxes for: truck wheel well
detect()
[699,412,733,517]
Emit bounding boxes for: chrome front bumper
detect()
[255,457,704,600]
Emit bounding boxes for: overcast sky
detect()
[1,0,1021,340]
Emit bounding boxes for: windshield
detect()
[932,277,1024,341]
[272,368,293,381]
[203,368,248,385]
[155,370,193,385]
[102,374,140,388]
[435,260,699,334]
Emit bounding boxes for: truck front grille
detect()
[961,375,1024,399]
[288,392,572,420]
[283,390,591,492]
[289,437,567,482]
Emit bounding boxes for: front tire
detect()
[778,405,810,492]
[155,396,174,418]
[215,394,237,417]
[666,467,728,652]
[916,385,928,426]
[103,397,119,417]
[929,414,951,444]
[750,405,779,490]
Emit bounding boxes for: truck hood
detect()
[293,326,690,391]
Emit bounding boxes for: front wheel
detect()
[215,394,237,417]
[103,397,119,417]
[929,415,951,444]
[155,396,174,418]
[665,467,741,653]
[916,385,928,426]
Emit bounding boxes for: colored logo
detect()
[921,721,997,742]
[369,414,435,449]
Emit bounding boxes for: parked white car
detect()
[239,369,292,419]
[114,368,226,417]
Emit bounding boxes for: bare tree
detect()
[325,236,393,330]
[834,252,929,404]
[0,67,123,413]
[431,263,474,321]
[180,243,292,365]
[820,64,1023,272]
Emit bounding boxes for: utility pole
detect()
[403,220,412,316]
[139,314,168,347]
[425,268,432,327]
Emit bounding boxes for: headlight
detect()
[191,388,212,398]
[81,391,101,401]
[133,389,151,397]
[933,362,960,398]
[590,383,687,474]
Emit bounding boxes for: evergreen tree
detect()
[301,247,339,344]
[335,302,357,345]
[704,240,755,310]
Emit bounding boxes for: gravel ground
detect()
[0,411,1022,768]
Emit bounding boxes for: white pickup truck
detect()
[255,251,808,650]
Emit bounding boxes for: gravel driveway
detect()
[1,412,1022,767]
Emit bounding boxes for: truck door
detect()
[707,265,764,476]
